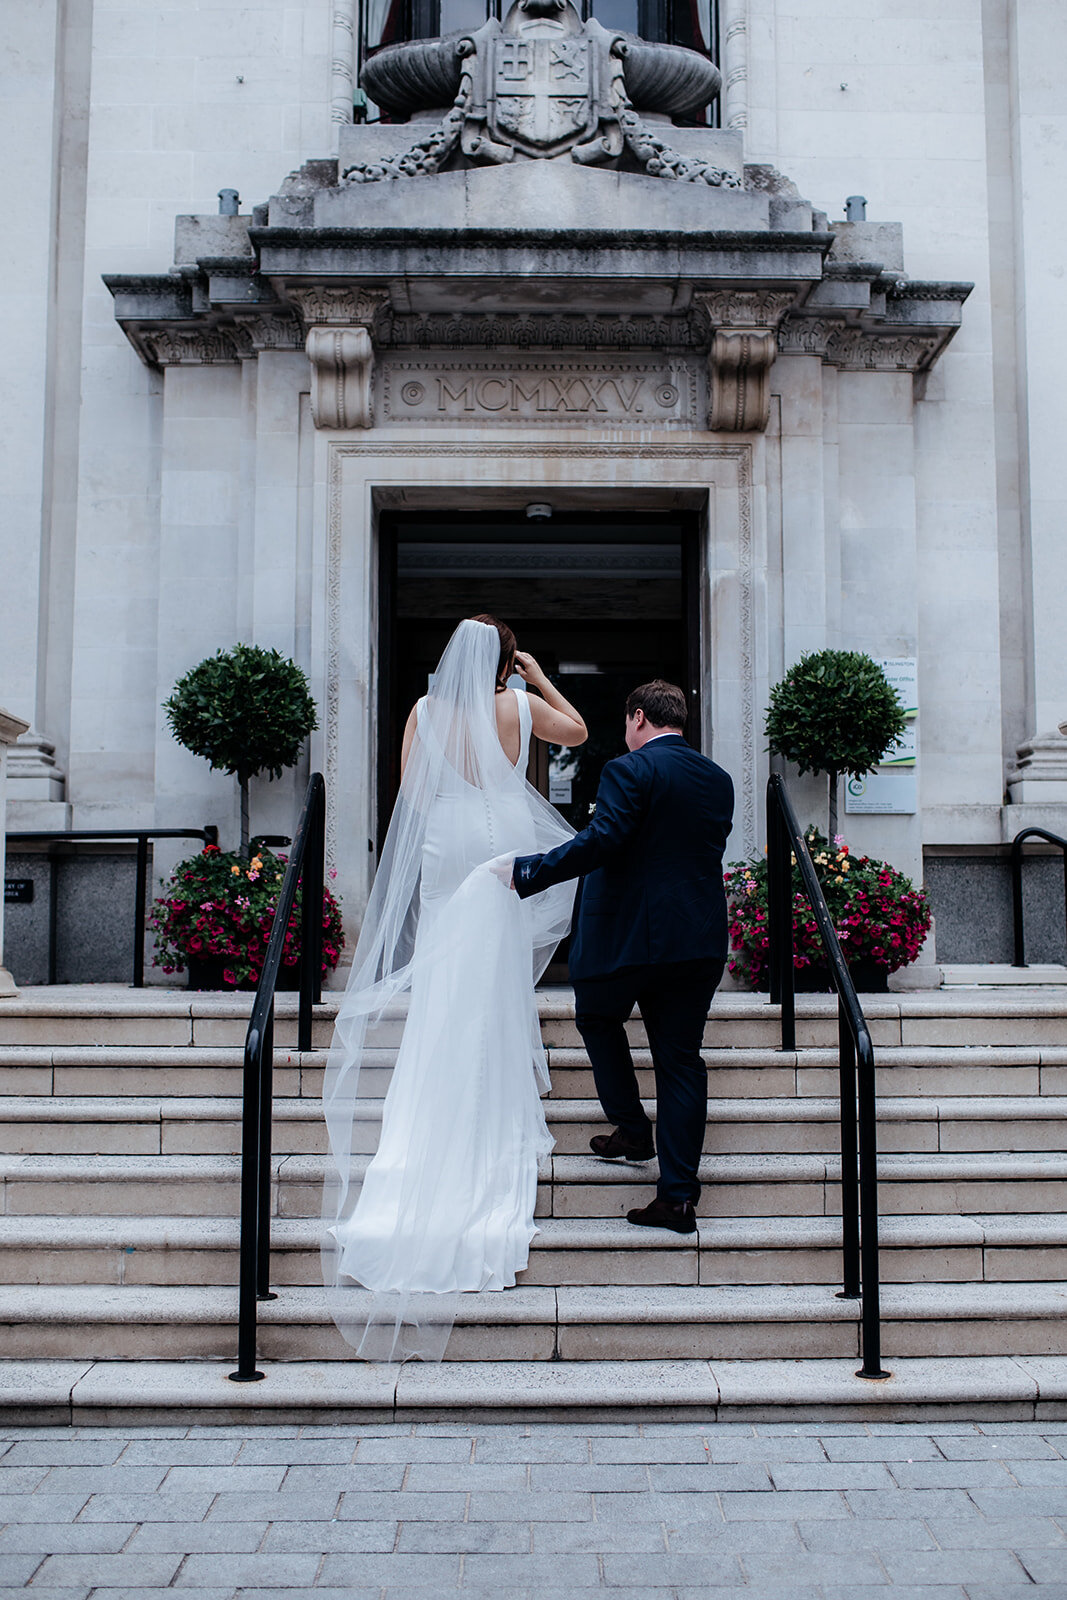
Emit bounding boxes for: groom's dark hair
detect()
[626,680,687,730]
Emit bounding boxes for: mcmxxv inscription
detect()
[381,358,698,426]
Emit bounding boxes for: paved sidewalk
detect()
[0,1419,1065,1597]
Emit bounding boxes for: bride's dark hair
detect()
[469,614,517,691]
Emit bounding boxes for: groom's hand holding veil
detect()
[488,853,516,889]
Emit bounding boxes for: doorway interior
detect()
[378,509,702,843]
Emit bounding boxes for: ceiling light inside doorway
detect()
[525,502,553,520]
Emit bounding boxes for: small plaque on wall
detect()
[4,880,33,904]
[845,771,917,815]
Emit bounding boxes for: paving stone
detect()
[33,1552,183,1586]
[647,1464,771,1492]
[0,1555,46,1584]
[356,1437,472,1463]
[796,1516,937,1551]
[395,1520,529,1554]
[821,1435,941,1461]
[720,1489,850,1519]
[706,1438,828,1463]
[0,1466,48,1493]
[37,1465,169,1495]
[768,1460,897,1490]
[405,1462,529,1491]
[0,1493,88,1523]
[463,1552,602,1586]
[531,1519,668,1553]
[600,1552,744,1586]
[673,1589,822,1600]
[1004,1458,1067,1485]
[260,1520,396,1554]
[0,1589,92,1600]
[845,1487,981,1518]
[205,1490,341,1521]
[318,1552,462,1585]
[119,1439,243,1466]
[338,1491,467,1521]
[934,1434,1061,1460]
[821,1590,967,1600]
[474,1436,588,1463]
[969,1486,1067,1518]
[529,1464,649,1491]
[78,1492,215,1522]
[591,1438,710,1464]
[962,1588,1067,1600]
[881,1548,1031,1584]
[238,1438,357,1465]
[1016,1549,1067,1583]
[174,1552,323,1586]
[0,1521,134,1553]
[467,1491,592,1522]
[280,1463,405,1492]
[3,1439,127,1466]
[123,1520,268,1553]
[740,1550,890,1585]
[924,1516,1067,1548]
[663,1521,805,1554]
[889,1459,1014,1488]
[160,1465,288,1493]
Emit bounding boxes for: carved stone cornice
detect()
[379,310,704,353]
[140,328,251,366]
[306,326,374,428]
[694,289,796,332]
[283,285,391,328]
[236,313,305,352]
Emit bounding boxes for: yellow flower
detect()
[231,864,240,875]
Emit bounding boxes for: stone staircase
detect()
[0,985,1066,1422]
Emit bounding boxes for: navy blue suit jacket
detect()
[513,734,734,981]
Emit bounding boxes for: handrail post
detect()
[1011,832,1026,967]
[836,997,861,1299]
[767,784,781,1006]
[133,835,149,988]
[856,1032,888,1378]
[231,1024,265,1382]
[256,998,277,1302]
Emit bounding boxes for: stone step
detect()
[2,1211,1063,1289]
[13,1353,1067,1426]
[4,1093,1067,1158]
[3,1149,1067,1221]
[4,1043,1067,1102]
[2,984,1066,1051]
[0,1281,1064,1364]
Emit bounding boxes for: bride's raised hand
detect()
[513,650,547,688]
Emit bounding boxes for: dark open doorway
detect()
[377,509,702,850]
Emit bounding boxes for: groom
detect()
[511,680,734,1234]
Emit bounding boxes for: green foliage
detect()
[163,644,318,787]
[765,650,906,780]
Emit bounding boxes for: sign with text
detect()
[845,656,918,812]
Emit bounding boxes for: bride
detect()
[322,616,587,1361]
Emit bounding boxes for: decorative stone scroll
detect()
[306,326,375,429]
[694,290,795,432]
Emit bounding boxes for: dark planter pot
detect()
[185,956,301,992]
[792,959,890,994]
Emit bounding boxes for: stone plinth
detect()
[0,708,31,997]
[1007,729,1067,805]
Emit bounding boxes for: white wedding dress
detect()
[322,620,576,1361]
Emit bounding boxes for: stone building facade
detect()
[3,0,1065,980]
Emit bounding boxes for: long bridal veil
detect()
[321,619,577,1362]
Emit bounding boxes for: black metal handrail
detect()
[1011,827,1067,969]
[6,827,219,986]
[230,774,326,1383]
[765,774,888,1380]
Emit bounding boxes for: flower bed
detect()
[151,843,343,989]
[724,829,931,992]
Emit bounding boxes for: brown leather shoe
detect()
[590,1127,655,1162]
[626,1196,697,1234]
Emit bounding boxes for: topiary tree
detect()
[164,644,318,854]
[765,650,906,839]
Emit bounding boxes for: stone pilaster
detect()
[0,708,31,996]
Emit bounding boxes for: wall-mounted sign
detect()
[4,880,33,904]
[845,771,917,815]
[845,656,918,813]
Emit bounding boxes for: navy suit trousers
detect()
[573,957,724,1205]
